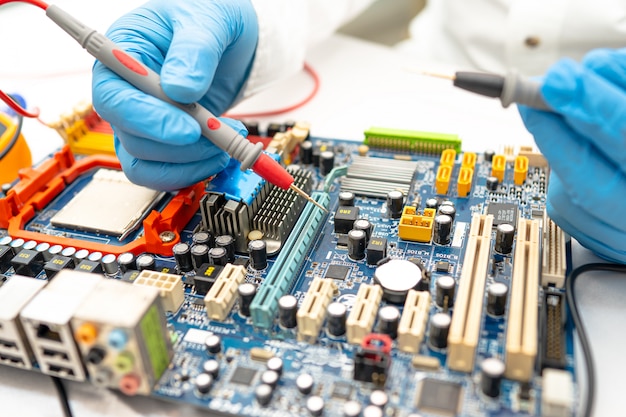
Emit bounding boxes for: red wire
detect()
[0,91,40,118]
[0,0,48,9]
[224,62,320,119]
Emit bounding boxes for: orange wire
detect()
[224,62,320,119]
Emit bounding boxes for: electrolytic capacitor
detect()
[248,240,268,270]
[296,373,314,395]
[101,254,119,275]
[369,390,389,409]
[347,229,366,260]
[266,357,284,375]
[195,373,213,395]
[326,302,347,337]
[438,203,456,220]
[386,190,404,219]
[215,235,236,262]
[343,401,362,417]
[9,238,25,255]
[238,283,256,317]
[173,242,194,273]
[74,249,90,262]
[136,253,156,271]
[433,214,453,245]
[192,231,214,248]
[486,176,499,191]
[48,244,63,259]
[487,282,508,316]
[23,240,37,251]
[255,384,273,406]
[428,312,451,349]
[299,141,313,164]
[425,197,439,209]
[202,359,220,378]
[319,150,335,176]
[484,149,496,162]
[61,247,76,258]
[191,244,210,270]
[278,295,298,328]
[88,252,103,263]
[35,242,52,261]
[306,396,325,417]
[377,305,400,339]
[260,370,280,388]
[494,223,515,254]
[204,334,222,354]
[0,236,11,246]
[117,252,136,273]
[209,247,228,266]
[267,123,283,138]
[363,405,383,417]
[353,219,373,242]
[338,191,355,207]
[480,357,506,398]
[436,275,456,308]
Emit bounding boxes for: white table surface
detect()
[1,2,625,416]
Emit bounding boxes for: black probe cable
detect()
[51,376,74,417]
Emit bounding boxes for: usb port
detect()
[0,353,24,366]
[0,339,17,349]
[42,348,69,360]
[48,364,75,377]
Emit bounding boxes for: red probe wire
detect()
[0,0,48,9]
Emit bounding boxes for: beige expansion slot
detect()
[346,284,382,344]
[542,213,566,288]
[204,264,246,321]
[397,290,431,353]
[296,277,337,343]
[505,218,540,381]
[133,270,185,312]
[447,214,493,372]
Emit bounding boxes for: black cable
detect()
[0,111,24,160]
[50,376,74,417]
[565,262,626,417]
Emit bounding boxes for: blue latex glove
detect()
[518,48,626,263]
[92,0,258,191]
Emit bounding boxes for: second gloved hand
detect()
[518,48,626,263]
[92,0,258,191]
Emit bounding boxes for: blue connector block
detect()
[250,192,330,328]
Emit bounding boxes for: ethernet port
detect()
[36,324,62,342]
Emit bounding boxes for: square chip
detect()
[229,366,258,386]
[415,378,463,417]
[325,264,350,281]
[486,202,518,226]
[331,381,353,400]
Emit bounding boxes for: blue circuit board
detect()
[0,137,576,417]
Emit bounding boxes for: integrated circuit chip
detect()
[331,381,353,400]
[325,264,350,281]
[229,366,258,386]
[415,378,463,417]
[486,202,518,226]
[50,169,163,238]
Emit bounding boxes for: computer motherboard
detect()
[0,120,575,417]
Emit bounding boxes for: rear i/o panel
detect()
[0,123,577,416]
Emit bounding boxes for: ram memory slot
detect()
[363,127,461,154]
[250,192,330,328]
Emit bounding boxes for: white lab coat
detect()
[245,0,626,98]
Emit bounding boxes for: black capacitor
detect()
[260,370,280,388]
[338,191,355,207]
[35,242,52,261]
[312,145,321,167]
[136,253,156,271]
[486,176,499,191]
[266,357,284,375]
[248,240,267,270]
[343,401,362,417]
[425,197,439,209]
[48,244,63,259]
[204,334,222,354]
[428,312,451,349]
[191,244,211,270]
[487,282,508,316]
[278,294,298,328]
[480,357,506,398]
[377,306,400,339]
[433,214,453,245]
[494,223,515,254]
[386,190,404,219]
[438,204,456,220]
[23,240,37,251]
[88,252,103,263]
[243,120,259,136]
[61,247,76,258]
[215,235,236,262]
[353,219,373,242]
[255,384,273,406]
[74,249,90,263]
[284,120,296,130]
[327,302,347,337]
[9,238,25,255]
[202,359,220,378]
[101,254,119,275]
[0,236,11,246]
[117,252,136,273]
[296,373,314,395]
[192,231,214,248]
[267,123,283,138]
[347,229,366,260]
[363,405,384,417]
[306,396,325,417]
[195,373,213,395]
[238,283,256,317]
[369,390,389,409]
[173,242,194,273]
[435,275,456,308]
[209,247,229,266]
[319,150,335,176]
[484,149,496,162]
[300,141,313,164]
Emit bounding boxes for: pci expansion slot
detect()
[250,192,330,328]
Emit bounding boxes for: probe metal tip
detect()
[418,71,456,80]
[289,184,328,213]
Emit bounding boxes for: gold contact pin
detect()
[289,184,328,213]
[417,70,456,80]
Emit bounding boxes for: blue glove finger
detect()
[547,174,626,263]
[582,48,626,90]
[518,106,626,233]
[115,117,247,163]
[92,62,200,146]
[115,138,230,191]
[539,58,626,169]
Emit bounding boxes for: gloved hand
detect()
[92,0,258,191]
[518,48,626,263]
